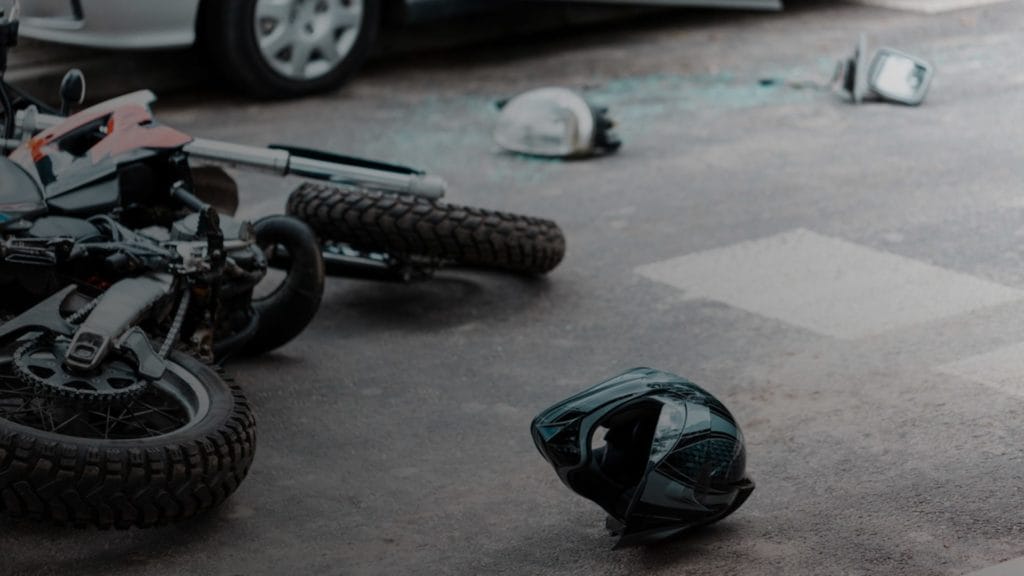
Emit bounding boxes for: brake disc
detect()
[13,335,150,405]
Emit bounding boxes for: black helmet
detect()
[531,367,754,547]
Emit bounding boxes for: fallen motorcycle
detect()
[0,1,564,528]
[0,5,328,528]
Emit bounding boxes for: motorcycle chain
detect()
[12,334,151,405]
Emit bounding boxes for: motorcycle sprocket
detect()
[13,335,151,405]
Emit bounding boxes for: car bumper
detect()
[19,0,200,49]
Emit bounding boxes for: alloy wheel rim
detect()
[254,0,364,81]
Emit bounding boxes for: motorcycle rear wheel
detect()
[0,351,256,528]
[286,183,566,275]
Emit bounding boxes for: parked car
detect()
[19,0,781,98]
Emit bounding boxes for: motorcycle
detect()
[0,1,564,528]
[0,3,327,529]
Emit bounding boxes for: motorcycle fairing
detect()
[46,175,120,214]
[86,104,192,162]
[8,92,191,195]
[4,92,192,220]
[0,156,45,226]
[25,90,160,143]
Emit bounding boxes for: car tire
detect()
[202,0,381,99]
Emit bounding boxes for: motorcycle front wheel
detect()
[286,183,566,275]
[0,350,256,528]
[243,215,325,356]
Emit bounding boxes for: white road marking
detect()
[848,0,1016,13]
[937,342,1024,398]
[963,556,1024,576]
[635,229,1024,339]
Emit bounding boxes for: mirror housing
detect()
[839,36,933,106]
[494,87,621,159]
[841,35,870,104]
[59,68,86,116]
[868,48,933,106]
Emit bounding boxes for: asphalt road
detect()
[6,1,1024,575]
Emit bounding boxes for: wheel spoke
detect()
[43,407,56,432]
[89,409,149,437]
[260,27,296,56]
[0,386,39,396]
[138,401,184,424]
[0,336,208,440]
[1,407,45,417]
[51,412,84,433]
[79,416,107,438]
[315,34,341,65]
[127,410,162,436]
[290,40,315,77]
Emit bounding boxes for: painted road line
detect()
[635,228,1024,339]
[937,341,1024,398]
[849,0,1016,13]
[963,556,1024,576]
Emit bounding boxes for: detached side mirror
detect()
[59,68,86,116]
[868,48,933,106]
[839,36,933,106]
[494,87,620,159]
